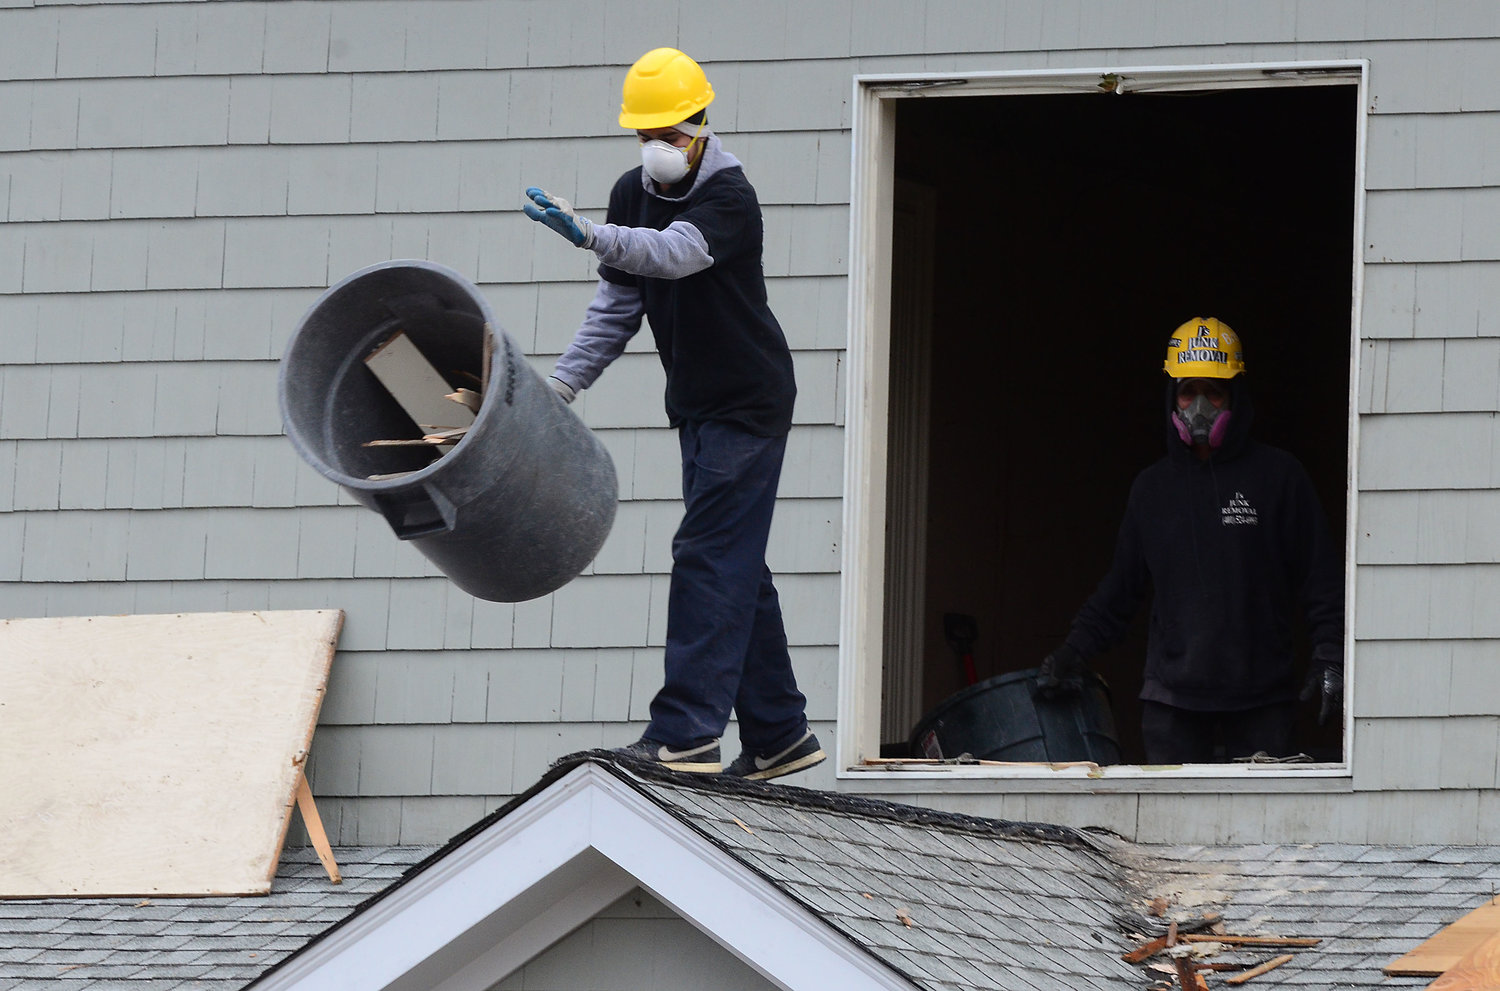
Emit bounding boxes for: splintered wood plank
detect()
[447,388,481,413]
[1428,929,1500,991]
[1226,954,1294,985]
[1387,897,1500,977]
[364,330,475,431]
[0,610,342,897]
[1178,935,1320,948]
[294,773,341,885]
[1123,934,1172,963]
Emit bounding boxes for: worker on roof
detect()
[1036,318,1346,764]
[523,48,823,781]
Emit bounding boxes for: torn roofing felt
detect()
[251,752,1147,991]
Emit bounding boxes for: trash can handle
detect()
[372,484,459,540]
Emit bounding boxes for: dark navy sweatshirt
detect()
[1064,377,1345,711]
[597,161,795,438]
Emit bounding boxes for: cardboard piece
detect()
[0,610,342,897]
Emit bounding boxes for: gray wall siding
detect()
[0,1,844,844]
[491,888,776,991]
[1353,36,1500,808]
[3,0,1499,844]
[1356,26,1500,820]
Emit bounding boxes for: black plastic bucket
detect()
[909,667,1122,764]
[278,260,617,602]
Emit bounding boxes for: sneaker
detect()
[611,737,721,773]
[724,730,826,781]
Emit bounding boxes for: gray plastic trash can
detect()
[278,260,617,602]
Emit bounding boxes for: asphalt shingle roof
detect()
[624,763,1144,991]
[7,757,1500,990]
[0,847,432,991]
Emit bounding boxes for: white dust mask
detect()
[641,139,692,184]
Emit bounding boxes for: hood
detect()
[639,132,741,201]
[1164,374,1255,464]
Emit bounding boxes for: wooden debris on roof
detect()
[1177,934,1320,948]
[1124,934,1174,964]
[1124,910,1227,963]
[1225,954,1294,985]
[1125,916,1318,988]
[1174,954,1209,990]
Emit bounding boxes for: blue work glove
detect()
[1036,643,1085,700]
[523,187,595,248]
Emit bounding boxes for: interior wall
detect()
[891,86,1356,761]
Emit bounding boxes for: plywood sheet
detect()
[1386,896,1500,976]
[1428,929,1500,990]
[0,610,342,897]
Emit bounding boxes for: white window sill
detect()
[836,760,1353,794]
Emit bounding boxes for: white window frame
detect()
[836,59,1368,786]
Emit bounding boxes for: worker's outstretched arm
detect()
[524,187,713,279]
[550,278,645,402]
[588,220,713,279]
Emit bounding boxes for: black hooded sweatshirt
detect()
[1063,377,1344,711]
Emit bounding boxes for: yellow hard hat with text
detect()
[1163,317,1246,379]
[619,48,715,129]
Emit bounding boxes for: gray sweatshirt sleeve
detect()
[551,278,646,393]
[589,220,713,279]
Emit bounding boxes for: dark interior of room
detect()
[890,84,1357,763]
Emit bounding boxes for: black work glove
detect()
[1299,658,1345,725]
[1036,643,1085,699]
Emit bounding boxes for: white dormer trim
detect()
[249,764,915,991]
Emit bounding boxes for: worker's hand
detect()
[1299,661,1344,725]
[547,376,576,404]
[524,187,595,248]
[1036,644,1085,700]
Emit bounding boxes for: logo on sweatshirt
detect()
[1222,491,1259,526]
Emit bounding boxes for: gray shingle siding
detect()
[2,0,1499,844]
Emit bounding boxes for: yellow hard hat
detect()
[1163,317,1246,379]
[619,48,715,130]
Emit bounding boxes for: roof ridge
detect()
[562,751,1105,851]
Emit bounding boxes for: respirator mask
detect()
[640,120,707,185]
[1174,392,1233,448]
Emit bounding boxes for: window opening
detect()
[850,75,1359,774]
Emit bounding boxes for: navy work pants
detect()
[646,420,809,753]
